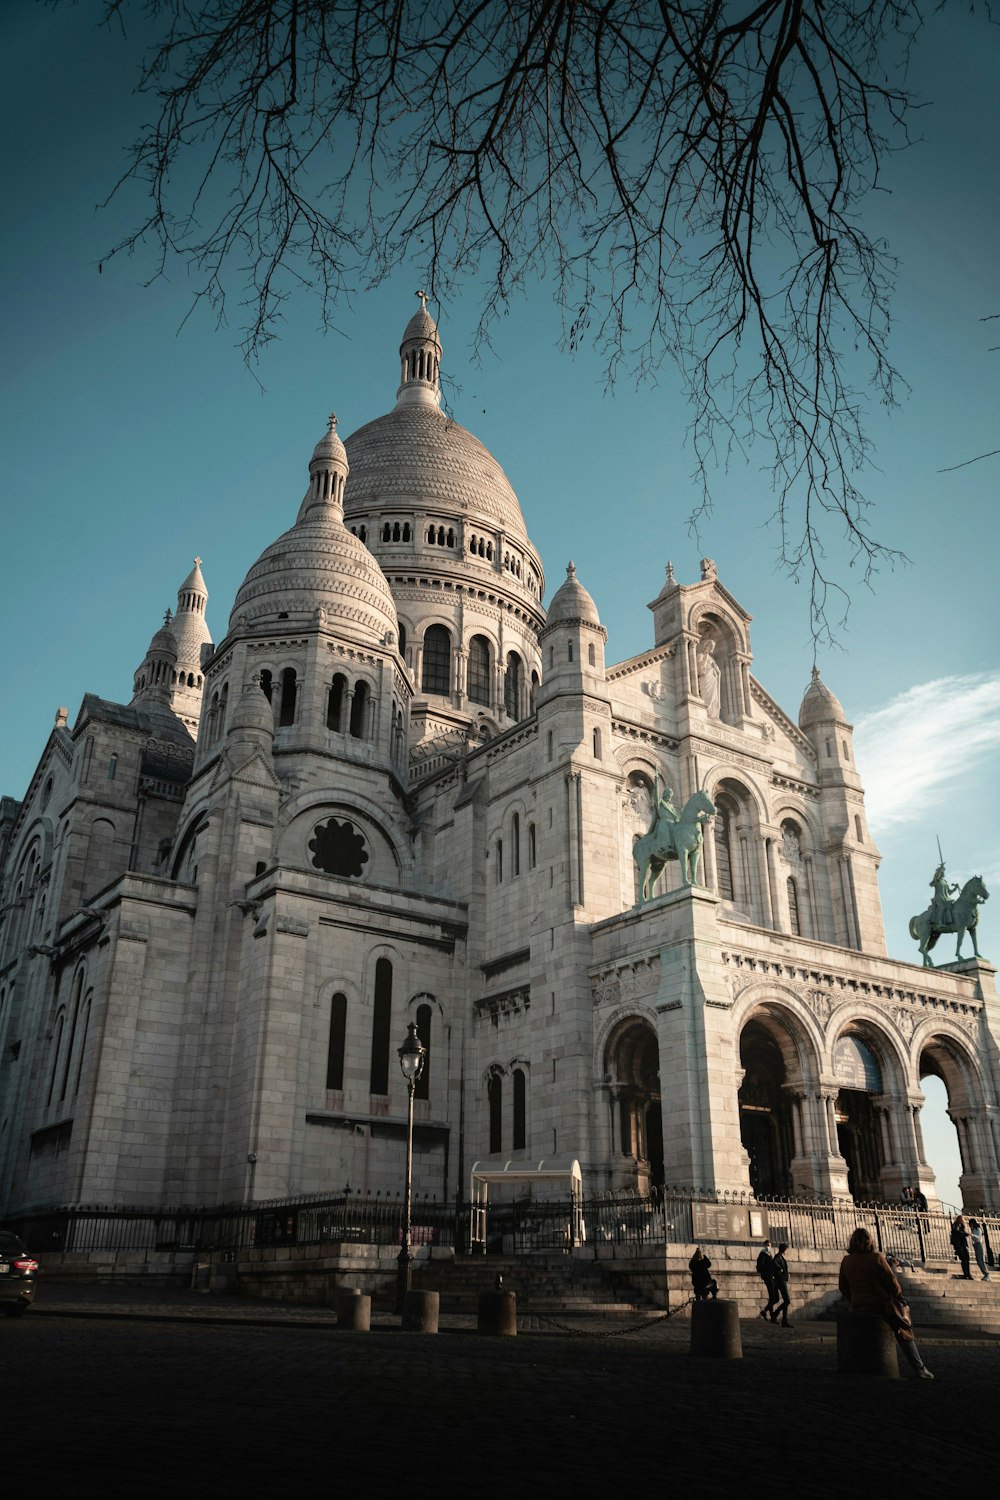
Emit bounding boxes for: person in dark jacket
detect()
[839,1226,933,1379]
[772,1243,792,1327]
[688,1247,719,1300]
[950,1215,973,1279]
[756,1239,779,1322]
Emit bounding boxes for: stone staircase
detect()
[409,1252,662,1317]
[412,1246,1000,1331]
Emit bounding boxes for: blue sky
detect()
[2,4,997,1208]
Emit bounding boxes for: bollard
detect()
[689,1299,742,1359]
[402,1289,439,1333]
[477,1290,517,1336]
[336,1288,371,1331]
[836,1311,899,1377]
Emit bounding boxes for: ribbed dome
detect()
[799,667,847,729]
[230,516,397,643]
[310,415,348,467]
[343,403,530,544]
[402,307,440,346]
[545,561,601,627]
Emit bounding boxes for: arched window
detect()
[547,731,553,762]
[414,1002,432,1101]
[370,958,392,1095]
[327,674,346,731]
[714,794,738,902]
[787,877,801,936]
[592,727,602,760]
[47,1010,66,1107]
[467,635,491,706]
[107,754,118,780]
[504,652,522,719]
[511,813,520,877]
[855,815,863,842]
[512,1067,527,1150]
[350,681,369,738]
[567,640,574,662]
[398,623,407,659]
[259,670,273,702]
[530,670,539,711]
[73,992,93,1095]
[279,668,297,726]
[528,823,536,869]
[422,625,451,696]
[326,992,347,1091]
[588,643,596,667]
[60,968,86,1102]
[382,522,392,542]
[496,838,503,884]
[488,1070,503,1153]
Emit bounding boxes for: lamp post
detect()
[396,1020,427,1314]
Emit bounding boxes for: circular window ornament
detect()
[309,817,370,879]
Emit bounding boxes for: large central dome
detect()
[343,402,531,545]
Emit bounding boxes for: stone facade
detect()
[1,308,998,1217]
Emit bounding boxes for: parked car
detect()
[0,1231,38,1316]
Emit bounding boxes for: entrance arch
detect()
[605,1017,662,1189]
[918,1032,993,1208]
[738,1020,796,1197]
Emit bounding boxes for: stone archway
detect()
[738,1021,795,1197]
[919,1032,996,1210]
[831,1032,886,1202]
[605,1017,662,1190]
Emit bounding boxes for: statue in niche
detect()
[697,637,722,718]
[781,825,802,865]
[909,861,989,967]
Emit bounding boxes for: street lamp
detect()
[396,1020,427,1314]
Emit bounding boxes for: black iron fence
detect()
[7,1187,999,1270]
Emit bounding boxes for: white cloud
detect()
[854,672,1000,832]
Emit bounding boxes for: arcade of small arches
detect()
[404,623,539,719]
[199,663,405,755]
[484,1062,530,1155]
[135,661,204,692]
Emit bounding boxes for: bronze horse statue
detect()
[634,788,716,901]
[909,874,989,967]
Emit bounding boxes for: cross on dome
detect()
[416,289,428,311]
[328,413,338,431]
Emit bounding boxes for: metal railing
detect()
[7,1187,999,1270]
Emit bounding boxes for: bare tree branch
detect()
[89,0,952,642]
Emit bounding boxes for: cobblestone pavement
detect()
[6,1285,998,1494]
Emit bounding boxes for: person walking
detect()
[688,1247,719,1301]
[772,1242,793,1327]
[969,1219,991,1281]
[950,1215,973,1279]
[756,1239,779,1322]
[838,1226,934,1380]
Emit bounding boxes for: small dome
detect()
[799,666,847,729]
[401,307,441,347]
[228,677,275,740]
[310,412,348,468]
[148,617,178,662]
[233,415,397,643]
[545,561,601,628]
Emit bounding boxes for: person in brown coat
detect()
[838,1226,934,1379]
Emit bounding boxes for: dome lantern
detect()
[396,292,443,409]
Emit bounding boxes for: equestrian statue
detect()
[909,858,990,967]
[633,776,716,901]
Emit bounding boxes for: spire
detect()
[396,294,443,408]
[131,607,178,706]
[176,557,208,617]
[297,412,349,524]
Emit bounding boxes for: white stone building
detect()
[1,307,998,1217]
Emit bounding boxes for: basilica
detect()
[1,305,998,1219]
